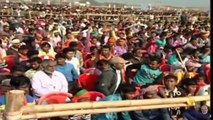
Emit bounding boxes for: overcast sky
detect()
[74,0,210,9]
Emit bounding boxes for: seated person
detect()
[158,74,185,119]
[94,83,136,120]
[0,79,10,95]
[129,56,163,86]
[0,75,35,110]
[70,89,91,120]
[181,78,210,120]
[129,85,172,120]
[199,104,211,119]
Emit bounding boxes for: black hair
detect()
[96,60,109,66]
[27,50,39,58]
[63,48,75,54]
[55,53,66,59]
[69,41,78,48]
[121,53,133,60]
[10,65,26,73]
[182,78,197,86]
[149,56,161,64]
[41,42,51,48]
[194,73,207,81]
[132,48,142,54]
[28,57,42,63]
[10,75,31,88]
[164,74,178,81]
[117,83,136,93]
[101,45,111,50]
[18,45,28,51]
[190,49,199,55]
[90,46,98,51]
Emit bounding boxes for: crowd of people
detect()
[0,2,211,120]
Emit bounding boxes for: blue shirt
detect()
[134,65,162,85]
[56,63,79,82]
[0,95,35,110]
[93,94,132,120]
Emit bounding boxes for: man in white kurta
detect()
[31,59,68,98]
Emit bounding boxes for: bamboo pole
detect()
[22,95,210,114]
[4,90,25,120]
[176,49,188,73]
[21,103,187,119]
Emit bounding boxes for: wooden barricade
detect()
[2,90,210,120]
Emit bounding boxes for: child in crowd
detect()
[181,78,210,120]
[158,74,185,120]
[0,75,35,110]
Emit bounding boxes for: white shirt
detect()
[31,71,68,97]
[114,70,122,93]
[66,58,80,75]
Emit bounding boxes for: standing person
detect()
[55,53,79,88]
[95,57,127,95]
[31,59,68,98]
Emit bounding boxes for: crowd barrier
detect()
[1,90,210,120]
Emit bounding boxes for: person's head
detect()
[107,38,116,47]
[174,45,184,53]
[53,31,60,37]
[72,89,91,102]
[148,56,161,70]
[63,48,75,59]
[117,83,136,100]
[11,39,21,49]
[3,25,9,32]
[142,85,158,99]
[190,36,198,46]
[41,42,51,53]
[200,104,210,115]
[90,46,98,54]
[109,57,127,70]
[10,65,26,76]
[117,39,126,46]
[101,45,111,56]
[96,60,110,71]
[194,74,207,83]
[18,45,28,56]
[164,74,178,90]
[41,59,56,75]
[55,53,66,65]
[132,48,143,58]
[91,37,98,44]
[190,49,200,58]
[160,32,166,39]
[29,57,42,70]
[0,79,11,95]
[27,50,39,59]
[182,78,197,95]
[10,75,31,94]
[69,41,78,51]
